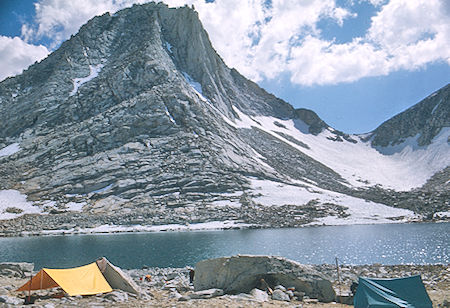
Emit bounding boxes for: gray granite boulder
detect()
[250,288,269,302]
[194,255,335,302]
[272,289,290,301]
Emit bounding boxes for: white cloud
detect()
[288,36,390,85]
[366,0,388,6]
[173,0,450,85]
[189,0,357,81]
[23,0,118,47]
[4,0,450,86]
[367,0,450,69]
[0,36,49,81]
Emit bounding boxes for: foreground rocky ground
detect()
[0,262,448,307]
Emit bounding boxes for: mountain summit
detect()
[0,3,448,235]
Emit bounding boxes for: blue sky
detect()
[0,0,449,133]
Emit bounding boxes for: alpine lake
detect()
[0,222,448,269]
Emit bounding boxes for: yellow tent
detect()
[16,262,112,296]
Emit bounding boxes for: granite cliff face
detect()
[0,3,448,234]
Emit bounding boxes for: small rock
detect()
[0,295,23,305]
[294,291,305,301]
[250,288,269,302]
[229,293,255,301]
[0,287,9,295]
[162,283,177,290]
[275,285,286,292]
[272,289,290,302]
[0,262,34,278]
[178,295,190,301]
[166,272,178,280]
[304,298,319,304]
[189,288,224,299]
[43,304,56,308]
[103,290,129,302]
[168,290,182,300]
[286,290,294,299]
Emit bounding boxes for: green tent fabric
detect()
[354,275,432,308]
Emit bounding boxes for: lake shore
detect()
[1,263,448,307]
[2,215,448,238]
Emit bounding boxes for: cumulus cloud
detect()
[187,0,357,81]
[22,0,120,47]
[6,0,450,86]
[286,0,450,85]
[367,0,450,69]
[173,0,450,85]
[0,36,49,81]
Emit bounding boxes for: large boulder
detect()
[194,255,335,302]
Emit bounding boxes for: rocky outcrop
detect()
[370,84,449,147]
[194,255,335,302]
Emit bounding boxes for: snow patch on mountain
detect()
[0,143,20,157]
[165,41,173,54]
[229,106,449,191]
[211,199,241,208]
[69,64,104,96]
[24,220,253,236]
[64,201,86,212]
[431,99,442,114]
[183,72,203,95]
[91,183,113,194]
[0,190,42,220]
[248,178,417,225]
[164,106,176,124]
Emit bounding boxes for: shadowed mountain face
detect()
[0,3,448,234]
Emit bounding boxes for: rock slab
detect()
[194,255,335,302]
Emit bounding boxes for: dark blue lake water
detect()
[0,223,448,269]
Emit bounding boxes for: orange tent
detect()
[17,262,112,296]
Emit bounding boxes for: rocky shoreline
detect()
[1,211,448,237]
[1,260,448,307]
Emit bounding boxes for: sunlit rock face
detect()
[0,3,448,234]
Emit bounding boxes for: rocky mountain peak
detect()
[370,83,449,147]
[0,2,448,235]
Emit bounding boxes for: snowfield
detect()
[228,106,450,191]
[249,178,417,225]
[0,190,41,220]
